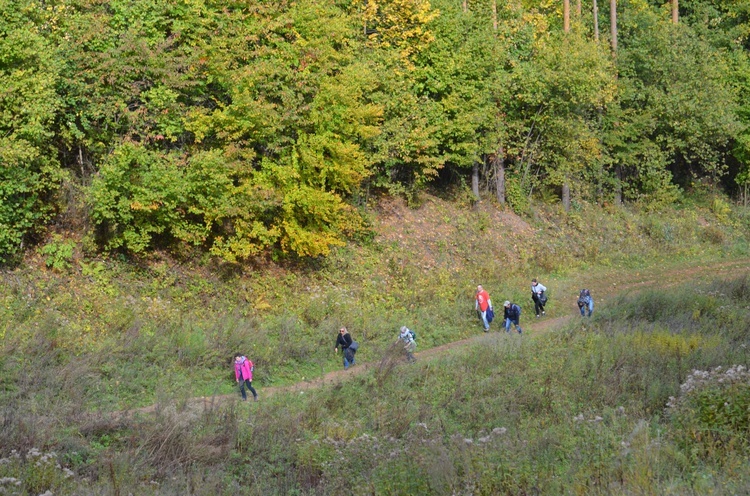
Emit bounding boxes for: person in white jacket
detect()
[399,326,417,362]
[531,279,547,318]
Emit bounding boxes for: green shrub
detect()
[39,237,76,272]
[505,175,530,213]
[711,197,733,225]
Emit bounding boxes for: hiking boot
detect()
[536,315,540,318]
[254,396,258,401]
[542,311,545,316]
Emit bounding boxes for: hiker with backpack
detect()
[503,301,523,334]
[531,278,548,318]
[475,285,494,332]
[334,327,357,369]
[234,354,258,401]
[399,326,417,362]
[577,289,594,317]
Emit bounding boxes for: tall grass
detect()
[2,275,750,493]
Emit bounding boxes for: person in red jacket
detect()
[475,285,493,331]
[234,354,258,401]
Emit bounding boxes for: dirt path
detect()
[123,258,750,418]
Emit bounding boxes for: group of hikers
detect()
[475,280,595,333]
[233,281,595,401]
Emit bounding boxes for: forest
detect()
[1,0,748,263]
[5,2,750,493]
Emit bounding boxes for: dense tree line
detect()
[0,0,747,262]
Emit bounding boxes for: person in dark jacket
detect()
[503,301,523,334]
[531,279,547,318]
[334,327,356,369]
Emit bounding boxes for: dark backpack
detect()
[514,304,521,316]
[409,329,416,341]
[578,289,590,307]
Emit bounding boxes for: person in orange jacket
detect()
[475,285,493,332]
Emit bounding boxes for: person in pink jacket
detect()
[234,354,258,401]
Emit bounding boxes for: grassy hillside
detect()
[1,194,750,493]
[2,268,750,494]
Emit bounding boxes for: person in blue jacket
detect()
[577,289,594,317]
[503,301,523,334]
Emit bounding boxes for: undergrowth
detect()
[2,275,750,494]
[1,195,750,493]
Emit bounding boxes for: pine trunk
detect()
[672,0,678,24]
[562,182,571,212]
[564,0,570,33]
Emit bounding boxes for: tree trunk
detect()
[494,149,505,206]
[614,164,623,206]
[492,0,498,31]
[491,0,503,205]
[593,0,599,41]
[462,0,467,13]
[562,182,571,212]
[564,0,570,33]
[472,163,480,199]
[672,0,678,24]
[576,0,581,17]
[610,0,617,52]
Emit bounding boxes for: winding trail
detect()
[119,257,750,419]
